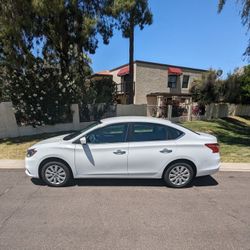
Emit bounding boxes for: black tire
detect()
[163,162,194,188]
[41,161,71,187]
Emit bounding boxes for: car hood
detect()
[34,134,69,146]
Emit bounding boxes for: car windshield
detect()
[63,121,101,140]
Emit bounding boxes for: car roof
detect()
[101,116,172,125]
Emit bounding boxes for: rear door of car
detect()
[127,122,181,177]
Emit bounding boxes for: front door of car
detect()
[127,123,180,176]
[74,123,129,176]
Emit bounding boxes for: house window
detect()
[121,75,129,93]
[182,75,190,88]
[168,75,177,88]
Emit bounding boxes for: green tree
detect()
[218,0,250,57]
[190,70,221,104]
[0,0,115,126]
[222,66,250,104]
[112,0,152,104]
[239,65,250,102]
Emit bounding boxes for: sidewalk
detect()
[0,160,249,172]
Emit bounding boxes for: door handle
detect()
[160,148,172,154]
[113,150,126,155]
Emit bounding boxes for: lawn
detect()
[0,116,249,162]
[181,116,250,162]
[0,132,69,159]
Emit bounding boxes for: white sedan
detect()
[25,116,220,188]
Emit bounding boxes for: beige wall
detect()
[134,62,203,104]
[116,104,147,116]
[205,103,250,119]
[0,102,92,139]
[110,65,136,94]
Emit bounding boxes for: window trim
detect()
[127,122,184,142]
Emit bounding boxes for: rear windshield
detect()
[63,121,101,140]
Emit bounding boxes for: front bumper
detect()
[25,157,39,178]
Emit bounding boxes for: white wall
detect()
[0,102,91,139]
[0,101,249,139]
[0,102,148,139]
[205,103,250,119]
[0,102,19,138]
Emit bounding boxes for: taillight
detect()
[205,143,219,153]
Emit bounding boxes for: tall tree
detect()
[218,0,250,57]
[112,0,152,104]
[0,0,115,125]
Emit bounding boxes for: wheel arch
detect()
[162,159,197,178]
[38,157,74,179]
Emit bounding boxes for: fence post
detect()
[156,96,163,117]
[0,102,19,138]
[187,104,192,121]
[71,104,80,130]
[167,105,172,120]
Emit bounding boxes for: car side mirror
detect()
[80,137,87,145]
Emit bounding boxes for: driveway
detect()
[0,170,249,250]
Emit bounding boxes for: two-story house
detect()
[96,60,207,108]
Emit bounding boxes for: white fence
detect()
[0,102,147,139]
[0,102,249,139]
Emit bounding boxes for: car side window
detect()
[86,123,128,144]
[167,126,184,140]
[128,123,183,142]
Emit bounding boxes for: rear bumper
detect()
[196,159,220,177]
[196,164,220,177]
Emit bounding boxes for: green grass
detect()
[0,116,249,162]
[0,132,70,159]
[181,116,250,163]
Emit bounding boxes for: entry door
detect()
[127,123,179,176]
[74,123,129,176]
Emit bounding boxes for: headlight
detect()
[26,148,37,158]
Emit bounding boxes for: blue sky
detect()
[90,0,248,77]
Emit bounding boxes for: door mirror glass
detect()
[80,137,87,145]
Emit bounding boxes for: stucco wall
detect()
[134,62,203,104]
[0,102,19,138]
[0,102,92,139]
[0,102,146,139]
[205,103,250,119]
[1,101,249,139]
[110,64,136,94]
[116,104,147,116]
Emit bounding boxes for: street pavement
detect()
[0,170,249,250]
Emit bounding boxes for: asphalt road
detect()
[0,170,249,250]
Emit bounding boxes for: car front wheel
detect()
[163,162,194,188]
[41,161,71,187]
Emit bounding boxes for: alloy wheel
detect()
[45,164,67,185]
[168,165,191,186]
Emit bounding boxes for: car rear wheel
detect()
[41,161,71,187]
[163,162,194,188]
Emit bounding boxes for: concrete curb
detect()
[0,160,250,172]
[0,160,25,169]
[219,163,250,172]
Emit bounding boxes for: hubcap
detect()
[45,165,66,185]
[169,165,190,186]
